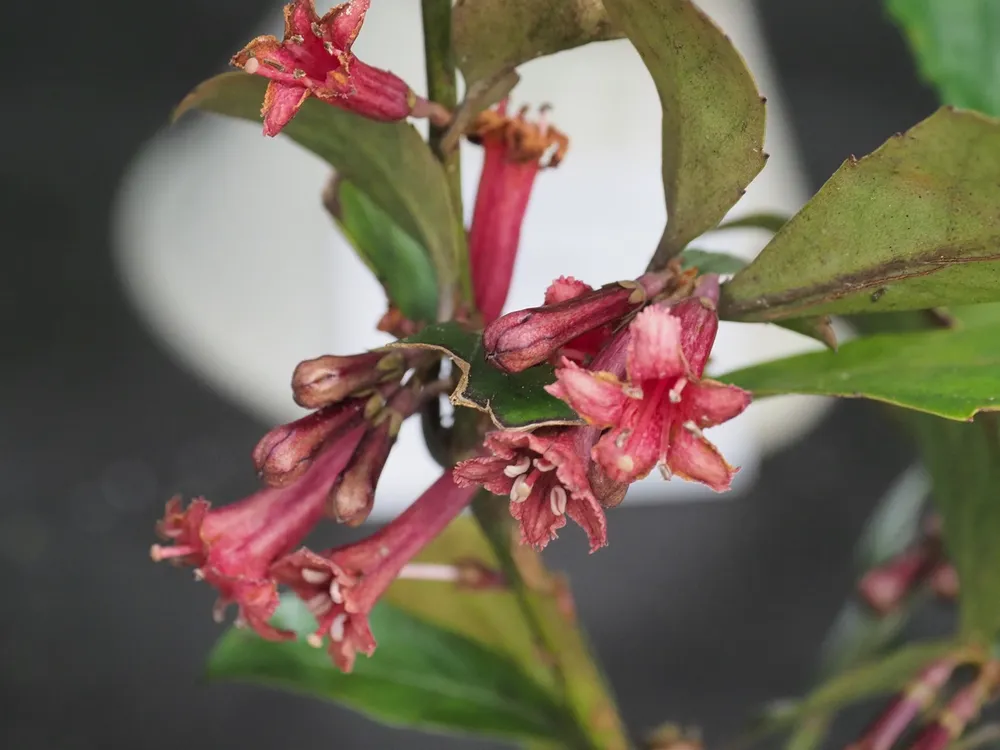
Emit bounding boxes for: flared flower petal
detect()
[665,423,737,492]
[683,379,752,428]
[545,358,628,425]
[626,306,688,383]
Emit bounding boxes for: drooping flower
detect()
[484,270,677,374]
[151,422,367,638]
[467,103,569,323]
[270,471,476,671]
[454,429,607,551]
[547,276,751,490]
[231,0,443,136]
[846,659,956,750]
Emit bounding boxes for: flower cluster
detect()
[155,0,757,670]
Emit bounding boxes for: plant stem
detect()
[420,0,472,311]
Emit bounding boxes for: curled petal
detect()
[546,359,628,425]
[544,276,593,305]
[627,307,689,383]
[452,455,514,497]
[685,380,752,428]
[262,81,310,137]
[666,424,737,492]
[322,0,371,51]
[565,491,608,552]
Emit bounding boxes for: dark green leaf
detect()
[713,212,790,234]
[453,0,622,88]
[207,596,573,742]
[679,248,747,276]
[721,108,1000,321]
[853,464,929,573]
[913,413,1000,641]
[718,325,1000,421]
[329,180,438,323]
[602,0,766,261]
[773,316,838,350]
[174,73,466,314]
[784,714,832,750]
[887,0,1000,116]
[388,322,580,430]
[818,598,924,680]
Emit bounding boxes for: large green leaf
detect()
[721,108,1000,321]
[913,413,1000,641]
[679,248,747,276]
[387,322,580,430]
[453,0,622,88]
[888,0,1000,116]
[174,72,466,313]
[718,325,1000,421]
[329,180,438,323]
[207,596,575,742]
[602,0,766,261]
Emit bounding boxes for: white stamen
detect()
[510,474,532,503]
[306,633,324,648]
[234,615,248,630]
[683,420,704,439]
[308,594,332,616]
[615,430,631,449]
[617,455,635,473]
[549,486,567,516]
[669,378,688,403]
[399,563,461,582]
[623,385,643,399]
[243,57,260,75]
[301,568,330,585]
[503,456,531,478]
[533,458,556,472]
[658,463,673,480]
[193,568,205,581]
[330,613,347,642]
[212,601,227,624]
[329,580,344,604]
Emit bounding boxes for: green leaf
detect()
[388,322,580,430]
[207,596,574,742]
[174,72,467,314]
[329,180,438,323]
[679,248,747,276]
[818,598,924,681]
[453,0,622,88]
[721,107,1000,321]
[602,0,766,261]
[853,464,930,573]
[912,413,1000,641]
[718,325,1000,421]
[887,0,1000,116]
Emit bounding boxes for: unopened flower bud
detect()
[903,662,1000,750]
[292,351,408,408]
[252,399,365,487]
[484,272,673,374]
[327,385,420,525]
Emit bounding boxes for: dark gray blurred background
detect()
[0,1,944,748]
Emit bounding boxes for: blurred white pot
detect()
[112,0,832,519]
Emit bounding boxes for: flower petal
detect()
[565,493,608,553]
[544,275,593,305]
[546,359,628,425]
[509,491,567,550]
[322,0,370,50]
[261,81,310,137]
[232,37,303,85]
[452,455,514,497]
[685,380,752,428]
[592,398,665,483]
[666,424,737,492]
[626,307,688,383]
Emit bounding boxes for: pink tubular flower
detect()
[547,276,751,490]
[151,422,366,638]
[467,104,569,323]
[484,271,674,374]
[454,429,607,552]
[542,276,615,365]
[847,660,956,750]
[291,349,410,409]
[230,0,441,136]
[270,471,476,671]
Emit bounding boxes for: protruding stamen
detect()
[301,568,330,585]
[308,594,332,616]
[193,568,205,581]
[617,455,635,473]
[323,40,335,55]
[288,34,304,44]
[329,580,344,604]
[658,463,673,480]
[212,600,227,624]
[682,420,704,439]
[534,458,556,472]
[510,474,532,503]
[330,613,347,642]
[306,633,323,648]
[398,563,462,582]
[150,543,197,562]
[244,57,260,75]
[503,455,531,478]
[669,378,688,404]
[550,486,568,516]
[234,615,248,630]
[311,21,323,37]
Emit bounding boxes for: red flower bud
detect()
[291,350,408,408]
[484,272,673,374]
